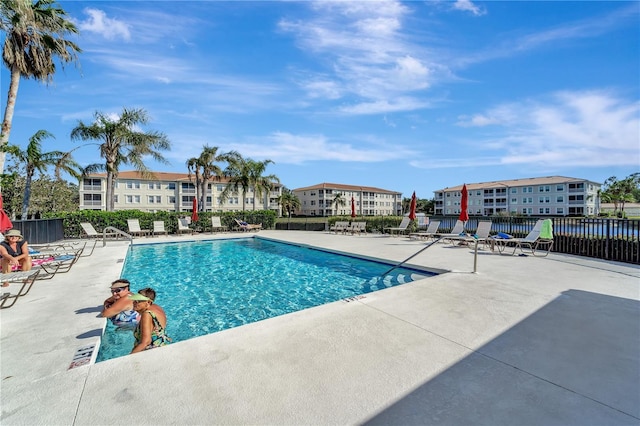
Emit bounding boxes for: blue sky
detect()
[2,0,639,199]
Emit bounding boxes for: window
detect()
[511,198,517,204]
[168,196,176,204]
[181,183,195,192]
[511,188,518,194]
[167,183,176,190]
[539,185,550,192]
[82,178,101,191]
[148,182,161,190]
[126,195,141,204]
[556,185,564,191]
[539,197,550,203]
[556,196,564,203]
[83,193,102,206]
[148,196,161,203]
[556,207,564,214]
[126,181,140,189]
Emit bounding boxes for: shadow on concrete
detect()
[76,329,103,339]
[75,305,103,314]
[364,290,640,425]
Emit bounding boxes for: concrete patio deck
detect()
[1,230,639,425]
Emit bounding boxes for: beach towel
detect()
[540,219,553,239]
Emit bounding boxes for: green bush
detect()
[43,210,277,238]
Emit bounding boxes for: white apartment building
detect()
[79,171,282,213]
[434,176,601,217]
[293,183,402,216]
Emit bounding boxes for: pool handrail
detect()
[102,226,133,246]
[379,236,446,278]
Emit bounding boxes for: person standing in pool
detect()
[130,292,171,353]
[101,279,140,329]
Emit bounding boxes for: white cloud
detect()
[279,1,443,114]
[449,90,640,169]
[223,132,416,164]
[76,8,131,41]
[452,0,486,17]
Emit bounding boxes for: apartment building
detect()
[79,171,283,213]
[434,176,601,217]
[292,183,402,216]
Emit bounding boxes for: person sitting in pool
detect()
[130,292,171,353]
[0,229,33,285]
[101,279,140,329]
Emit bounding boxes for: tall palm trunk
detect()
[0,68,21,175]
[22,169,34,218]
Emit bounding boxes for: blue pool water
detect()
[96,237,435,362]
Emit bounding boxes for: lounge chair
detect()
[31,239,97,257]
[211,216,226,233]
[409,220,441,241]
[127,219,150,237]
[348,222,366,235]
[493,219,554,256]
[416,215,429,230]
[1,270,41,309]
[330,221,349,234]
[434,220,466,242]
[153,221,168,237]
[233,219,262,232]
[385,217,411,236]
[80,222,119,239]
[177,218,193,235]
[448,221,493,249]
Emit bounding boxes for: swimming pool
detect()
[97,237,436,361]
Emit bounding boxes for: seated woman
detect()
[129,292,171,353]
[0,229,32,286]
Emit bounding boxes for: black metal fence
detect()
[430,216,640,265]
[9,219,65,244]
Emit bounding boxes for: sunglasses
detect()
[132,300,149,304]
[111,287,127,293]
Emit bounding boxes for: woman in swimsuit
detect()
[130,292,171,353]
[0,229,32,285]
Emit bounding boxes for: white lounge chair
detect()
[153,221,168,237]
[1,270,41,309]
[127,219,150,237]
[385,217,411,236]
[448,221,493,248]
[233,219,262,232]
[409,220,441,240]
[211,216,226,233]
[80,222,119,239]
[348,222,366,235]
[493,219,554,256]
[177,218,193,235]
[330,221,349,234]
[434,220,466,242]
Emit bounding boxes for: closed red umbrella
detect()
[459,184,469,222]
[191,198,199,222]
[409,191,417,221]
[351,196,356,218]
[0,194,13,233]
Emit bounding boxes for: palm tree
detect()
[70,108,171,211]
[277,188,300,218]
[221,156,279,212]
[0,0,81,174]
[247,159,279,211]
[332,192,346,216]
[1,129,81,217]
[187,146,239,212]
